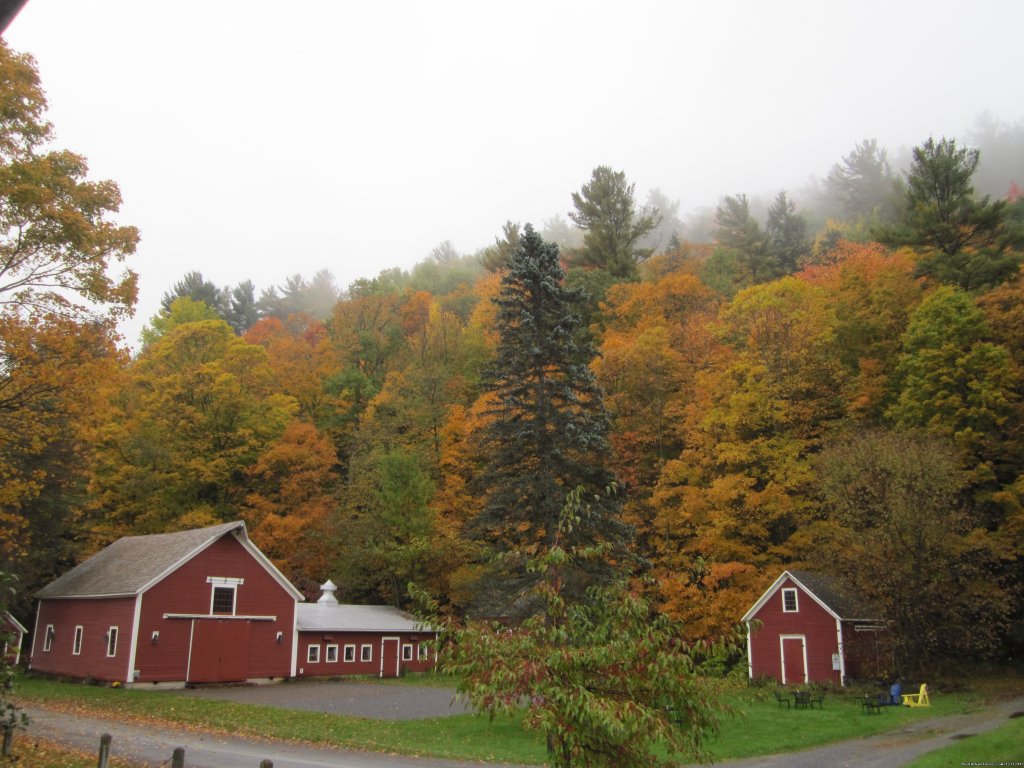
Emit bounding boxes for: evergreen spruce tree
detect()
[470,224,630,614]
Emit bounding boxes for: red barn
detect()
[742,570,890,687]
[295,580,436,679]
[30,521,302,686]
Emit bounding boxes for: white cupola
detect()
[317,579,339,605]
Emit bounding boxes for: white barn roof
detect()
[296,603,432,633]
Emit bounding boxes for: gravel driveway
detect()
[170,679,473,720]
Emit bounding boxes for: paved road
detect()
[23,706,528,768]
[170,679,473,720]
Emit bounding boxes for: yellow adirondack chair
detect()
[901,683,930,707]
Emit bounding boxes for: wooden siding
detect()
[29,597,136,682]
[748,576,841,686]
[296,631,436,678]
[133,535,295,683]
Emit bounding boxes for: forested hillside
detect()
[3,39,1023,675]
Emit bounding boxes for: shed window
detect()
[402,643,413,661]
[361,644,372,662]
[106,626,118,657]
[307,644,320,663]
[418,643,429,661]
[782,588,799,613]
[325,644,338,663]
[344,644,356,662]
[211,586,236,614]
[73,625,83,655]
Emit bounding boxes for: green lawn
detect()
[8,675,991,765]
[902,715,1024,767]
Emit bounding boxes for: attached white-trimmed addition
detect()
[307,644,320,663]
[72,625,84,656]
[361,644,373,662]
[207,576,244,615]
[782,588,799,612]
[325,644,339,663]
[106,626,119,657]
[779,634,808,685]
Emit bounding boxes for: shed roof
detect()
[296,603,433,634]
[741,569,883,623]
[35,521,302,601]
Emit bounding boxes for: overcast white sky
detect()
[6,0,1023,346]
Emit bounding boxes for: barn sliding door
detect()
[188,619,251,683]
[780,635,807,685]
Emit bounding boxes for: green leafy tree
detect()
[881,136,1024,290]
[140,296,222,348]
[568,167,660,280]
[813,429,1013,673]
[469,224,630,614]
[423,488,727,768]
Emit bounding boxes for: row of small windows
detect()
[306,642,429,664]
[42,624,118,657]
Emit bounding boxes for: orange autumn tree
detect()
[652,276,847,638]
[241,420,339,595]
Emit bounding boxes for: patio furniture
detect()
[773,690,790,708]
[902,683,930,707]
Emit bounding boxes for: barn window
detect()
[106,627,119,657]
[361,644,372,662]
[43,624,54,652]
[344,644,356,662]
[782,588,799,612]
[325,644,338,663]
[402,643,413,661]
[418,643,429,661]
[73,625,83,655]
[211,586,236,614]
[307,644,320,663]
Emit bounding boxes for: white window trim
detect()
[325,644,338,663]
[106,626,119,658]
[43,624,54,652]
[361,644,372,662]
[418,643,429,661]
[401,643,413,661]
[72,625,83,656]
[782,588,799,613]
[344,644,356,662]
[307,644,320,663]
[207,577,244,616]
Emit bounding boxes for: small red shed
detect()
[295,580,436,679]
[30,521,303,686]
[742,570,890,687]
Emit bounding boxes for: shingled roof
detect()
[34,521,301,600]
[742,569,884,622]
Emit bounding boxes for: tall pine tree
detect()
[469,224,630,615]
